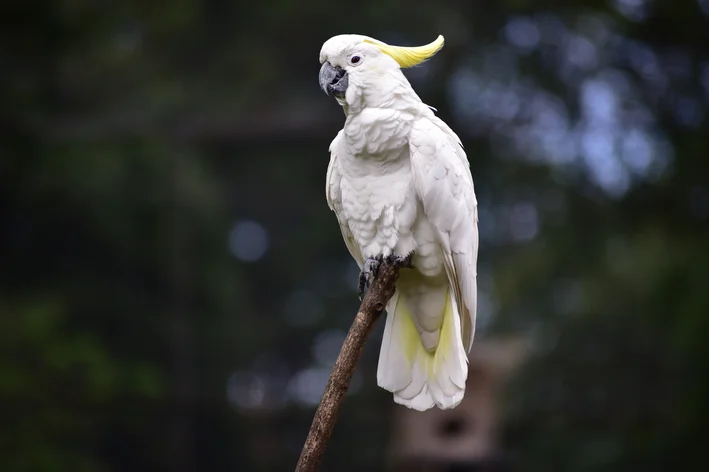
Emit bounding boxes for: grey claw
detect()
[358,256,382,299]
[386,252,414,269]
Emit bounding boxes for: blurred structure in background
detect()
[388,337,529,472]
[2,0,709,471]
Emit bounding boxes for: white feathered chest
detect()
[334,107,432,262]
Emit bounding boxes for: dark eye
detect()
[350,55,361,64]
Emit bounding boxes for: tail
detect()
[376,287,468,411]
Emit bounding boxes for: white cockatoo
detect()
[318,34,479,411]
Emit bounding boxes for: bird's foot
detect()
[358,256,382,300]
[357,252,414,300]
[386,252,414,269]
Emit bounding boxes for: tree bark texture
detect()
[295,262,400,472]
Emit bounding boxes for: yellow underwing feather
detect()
[364,35,444,68]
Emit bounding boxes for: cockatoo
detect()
[318,34,479,411]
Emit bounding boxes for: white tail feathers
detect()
[376,288,469,411]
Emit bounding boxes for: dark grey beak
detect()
[319,61,348,97]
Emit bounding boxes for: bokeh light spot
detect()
[229,220,269,262]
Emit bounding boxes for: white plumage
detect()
[320,34,479,411]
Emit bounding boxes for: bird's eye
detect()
[350,54,361,65]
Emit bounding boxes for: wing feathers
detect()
[326,131,365,267]
[410,117,479,352]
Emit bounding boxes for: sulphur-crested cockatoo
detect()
[318,34,478,411]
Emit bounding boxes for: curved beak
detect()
[319,62,348,97]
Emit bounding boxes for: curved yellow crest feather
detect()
[364,35,445,68]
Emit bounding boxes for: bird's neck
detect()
[346,70,422,114]
[340,70,430,156]
[343,105,420,156]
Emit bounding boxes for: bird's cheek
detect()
[345,83,360,105]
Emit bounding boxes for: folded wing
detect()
[408,117,479,351]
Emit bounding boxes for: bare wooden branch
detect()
[295,262,400,472]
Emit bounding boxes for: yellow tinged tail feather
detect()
[376,286,468,411]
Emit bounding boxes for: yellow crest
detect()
[364,35,445,68]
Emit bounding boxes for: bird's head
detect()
[318,34,444,109]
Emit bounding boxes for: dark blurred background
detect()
[2,0,709,471]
